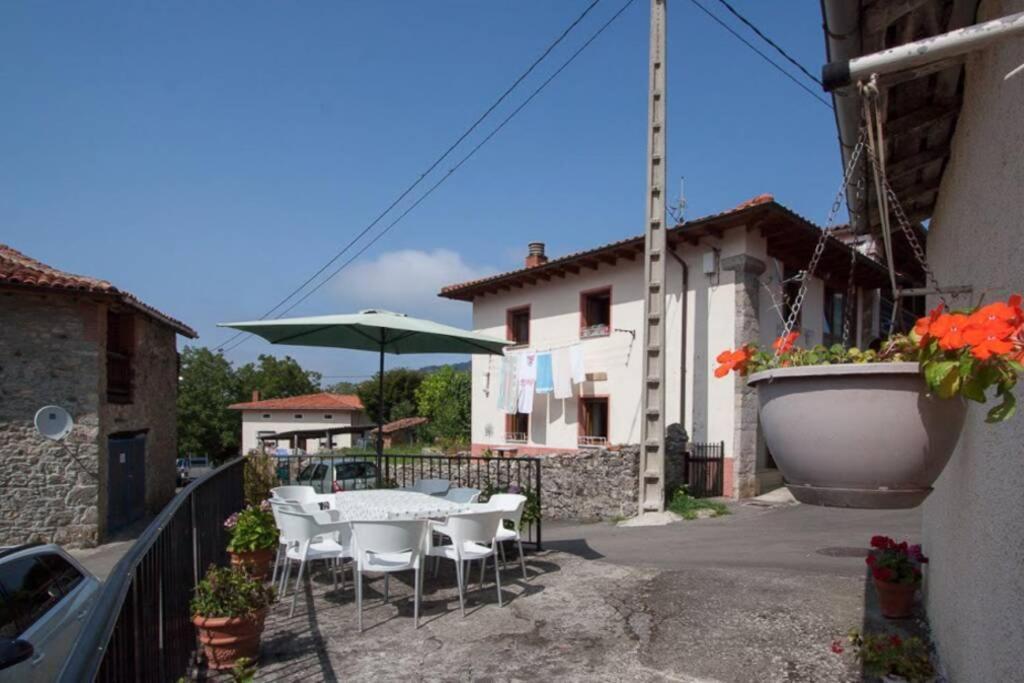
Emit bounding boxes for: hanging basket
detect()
[748,362,967,509]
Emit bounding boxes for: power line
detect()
[213,0,604,352]
[685,0,833,110]
[711,0,823,86]
[220,0,638,353]
[251,0,640,328]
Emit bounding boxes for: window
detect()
[580,288,611,338]
[0,556,63,637]
[507,306,530,346]
[505,413,528,443]
[37,553,84,596]
[262,413,271,419]
[782,267,803,330]
[106,310,135,404]
[294,414,303,419]
[323,414,333,420]
[823,287,850,347]
[578,397,609,447]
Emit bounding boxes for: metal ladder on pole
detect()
[639,0,667,513]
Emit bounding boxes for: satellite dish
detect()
[34,405,74,441]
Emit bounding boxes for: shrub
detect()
[191,565,274,619]
[243,451,277,507]
[667,487,729,520]
[844,631,935,682]
[225,504,278,553]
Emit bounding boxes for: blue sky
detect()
[1,1,841,384]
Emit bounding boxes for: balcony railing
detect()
[580,324,610,339]
[577,435,608,448]
[505,432,528,444]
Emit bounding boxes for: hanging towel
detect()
[498,352,519,413]
[551,347,573,399]
[569,343,586,384]
[535,353,553,394]
[517,352,537,413]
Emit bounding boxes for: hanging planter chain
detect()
[776,130,867,358]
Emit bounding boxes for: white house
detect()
[820,1,1024,679]
[441,194,904,497]
[229,391,370,454]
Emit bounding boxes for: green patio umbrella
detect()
[218,310,511,473]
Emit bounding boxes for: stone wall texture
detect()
[0,289,180,547]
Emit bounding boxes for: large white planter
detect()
[747,362,967,509]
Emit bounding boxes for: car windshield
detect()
[297,464,326,481]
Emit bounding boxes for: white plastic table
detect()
[328,489,469,521]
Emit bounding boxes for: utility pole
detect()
[639,0,667,514]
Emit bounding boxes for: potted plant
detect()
[716,295,1023,508]
[866,535,928,618]
[192,565,275,670]
[837,631,936,682]
[225,502,278,581]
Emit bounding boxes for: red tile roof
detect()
[0,243,197,337]
[228,392,364,411]
[369,416,428,434]
[438,194,904,301]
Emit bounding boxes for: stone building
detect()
[0,244,196,547]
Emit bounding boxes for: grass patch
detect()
[667,488,730,520]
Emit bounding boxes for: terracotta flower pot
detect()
[747,363,967,509]
[193,608,267,670]
[229,548,276,581]
[874,578,917,619]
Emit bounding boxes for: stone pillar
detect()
[721,254,765,499]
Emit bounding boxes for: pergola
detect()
[258,425,372,453]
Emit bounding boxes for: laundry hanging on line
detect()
[551,347,573,399]
[516,352,538,414]
[497,343,589,412]
[535,352,553,394]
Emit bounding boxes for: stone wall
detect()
[98,306,179,534]
[383,444,685,521]
[0,290,103,547]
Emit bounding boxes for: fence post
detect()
[534,458,542,550]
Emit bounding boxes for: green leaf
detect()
[986,390,1017,423]
[958,355,974,379]
[938,368,961,399]
[924,360,958,392]
[961,377,988,403]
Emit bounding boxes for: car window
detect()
[364,463,379,478]
[37,554,84,596]
[0,556,62,636]
[297,464,315,481]
[335,463,360,480]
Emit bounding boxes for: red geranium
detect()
[865,535,928,585]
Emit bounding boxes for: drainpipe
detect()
[668,248,688,431]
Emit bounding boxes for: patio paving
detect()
[218,500,920,682]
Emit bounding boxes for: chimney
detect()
[252,389,261,402]
[525,242,548,268]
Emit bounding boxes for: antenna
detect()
[678,176,687,222]
[34,405,74,441]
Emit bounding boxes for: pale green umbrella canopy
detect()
[218,309,511,465]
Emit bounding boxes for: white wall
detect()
[239,409,365,453]
[920,2,1024,679]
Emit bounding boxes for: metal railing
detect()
[59,457,246,683]
[577,435,608,448]
[504,432,528,444]
[684,441,725,498]
[273,452,543,549]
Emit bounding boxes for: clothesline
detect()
[502,328,634,355]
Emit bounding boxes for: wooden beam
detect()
[863,0,935,35]
[598,253,618,266]
[580,258,599,271]
[886,146,949,180]
[885,103,960,139]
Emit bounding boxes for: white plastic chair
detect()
[487,494,529,580]
[443,487,481,504]
[268,500,324,587]
[350,520,429,631]
[427,509,505,616]
[271,485,318,503]
[409,478,451,496]
[275,509,351,618]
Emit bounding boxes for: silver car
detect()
[0,544,100,682]
[296,459,380,493]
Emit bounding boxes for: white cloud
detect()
[331,248,494,324]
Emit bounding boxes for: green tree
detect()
[235,354,321,402]
[357,368,424,425]
[177,347,241,462]
[416,366,471,444]
[325,380,361,395]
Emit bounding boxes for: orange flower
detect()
[715,346,752,377]
[915,303,945,339]
[930,313,970,351]
[964,322,1016,360]
[969,299,1022,330]
[772,331,800,354]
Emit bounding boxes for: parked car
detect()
[177,455,213,486]
[0,544,100,681]
[296,459,380,493]
[176,457,190,486]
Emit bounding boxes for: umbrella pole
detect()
[377,344,385,486]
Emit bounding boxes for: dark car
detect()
[296,459,380,493]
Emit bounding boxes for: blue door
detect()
[106,433,147,535]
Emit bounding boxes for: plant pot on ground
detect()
[867,536,928,619]
[716,296,1023,509]
[225,502,279,581]
[192,565,275,670]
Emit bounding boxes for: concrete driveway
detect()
[228,500,920,682]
